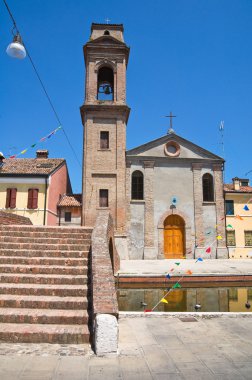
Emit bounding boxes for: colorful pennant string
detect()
[161,298,168,304]
[175,262,180,266]
[216,235,222,240]
[243,205,249,211]
[227,224,233,229]
[206,247,211,253]
[235,215,244,220]
[8,126,62,159]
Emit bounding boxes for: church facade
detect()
[80,23,228,260]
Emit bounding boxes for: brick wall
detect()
[0,211,32,225]
[91,211,119,318]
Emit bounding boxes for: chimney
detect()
[36,150,49,159]
[232,177,240,191]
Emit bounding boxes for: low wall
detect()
[91,210,120,355]
[0,211,32,225]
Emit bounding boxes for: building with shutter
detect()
[0,150,72,225]
[224,177,252,259]
[57,194,82,226]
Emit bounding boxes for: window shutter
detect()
[32,189,38,209]
[10,188,17,208]
[27,189,33,209]
[6,188,11,208]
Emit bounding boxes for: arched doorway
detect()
[164,215,185,259]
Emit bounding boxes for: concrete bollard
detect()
[94,314,118,355]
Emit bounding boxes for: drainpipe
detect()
[43,177,48,225]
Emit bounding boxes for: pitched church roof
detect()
[126,132,224,162]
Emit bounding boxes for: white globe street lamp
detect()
[6,33,26,59]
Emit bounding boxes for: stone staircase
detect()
[0,225,92,344]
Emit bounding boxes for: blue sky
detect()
[1,0,252,192]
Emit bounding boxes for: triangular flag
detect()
[244,205,249,211]
[161,298,168,304]
[186,270,193,275]
[144,309,152,313]
[40,137,46,142]
[227,224,233,229]
[20,149,28,154]
[172,283,182,289]
[196,258,203,262]
[170,268,174,272]
[175,262,180,266]
[216,235,222,240]
[235,215,243,220]
[206,247,211,253]
[9,155,16,159]
[221,217,225,220]
[30,144,36,148]
[166,274,171,279]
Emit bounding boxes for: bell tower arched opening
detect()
[97,66,114,101]
[163,214,185,259]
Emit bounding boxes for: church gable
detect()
[126,133,223,161]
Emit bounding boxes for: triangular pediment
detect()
[88,35,126,46]
[126,133,223,161]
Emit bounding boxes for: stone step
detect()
[0,231,91,239]
[0,323,90,343]
[0,236,90,245]
[0,308,89,325]
[0,264,87,275]
[0,273,87,285]
[0,249,89,258]
[0,242,90,251]
[0,283,88,297]
[0,225,92,234]
[0,256,87,267]
[0,295,88,309]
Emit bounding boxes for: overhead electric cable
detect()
[3,0,82,168]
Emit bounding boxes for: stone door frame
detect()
[157,209,193,259]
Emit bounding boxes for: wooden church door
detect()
[164,215,185,259]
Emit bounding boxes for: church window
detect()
[104,30,110,35]
[27,188,39,209]
[131,171,144,200]
[6,188,17,208]
[202,173,214,202]
[97,66,114,101]
[100,131,109,149]
[164,141,180,157]
[225,200,234,215]
[245,231,252,246]
[227,230,236,246]
[99,189,109,207]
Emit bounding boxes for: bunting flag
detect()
[175,262,180,266]
[172,283,182,289]
[186,270,193,275]
[235,215,244,220]
[216,235,222,240]
[166,274,171,279]
[206,247,211,253]
[196,257,203,262]
[243,205,249,211]
[9,126,62,159]
[227,224,233,229]
[144,309,152,313]
[170,268,175,272]
[161,298,168,304]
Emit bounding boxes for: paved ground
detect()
[1,315,252,379]
[117,259,252,276]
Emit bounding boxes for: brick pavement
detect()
[0,315,252,379]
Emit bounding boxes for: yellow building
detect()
[224,177,252,259]
[0,150,71,225]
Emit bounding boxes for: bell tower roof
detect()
[90,23,124,42]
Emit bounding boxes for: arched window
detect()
[131,171,144,200]
[104,30,110,35]
[97,66,114,101]
[202,173,214,202]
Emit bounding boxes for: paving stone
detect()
[142,344,179,374]
[119,356,152,379]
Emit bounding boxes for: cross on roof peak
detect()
[165,112,176,134]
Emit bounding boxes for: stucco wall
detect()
[47,164,68,225]
[0,181,46,225]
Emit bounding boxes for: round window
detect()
[164,141,180,157]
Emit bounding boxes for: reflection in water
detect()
[117,287,252,312]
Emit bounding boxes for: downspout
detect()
[43,176,48,225]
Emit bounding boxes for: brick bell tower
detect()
[80,23,130,233]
